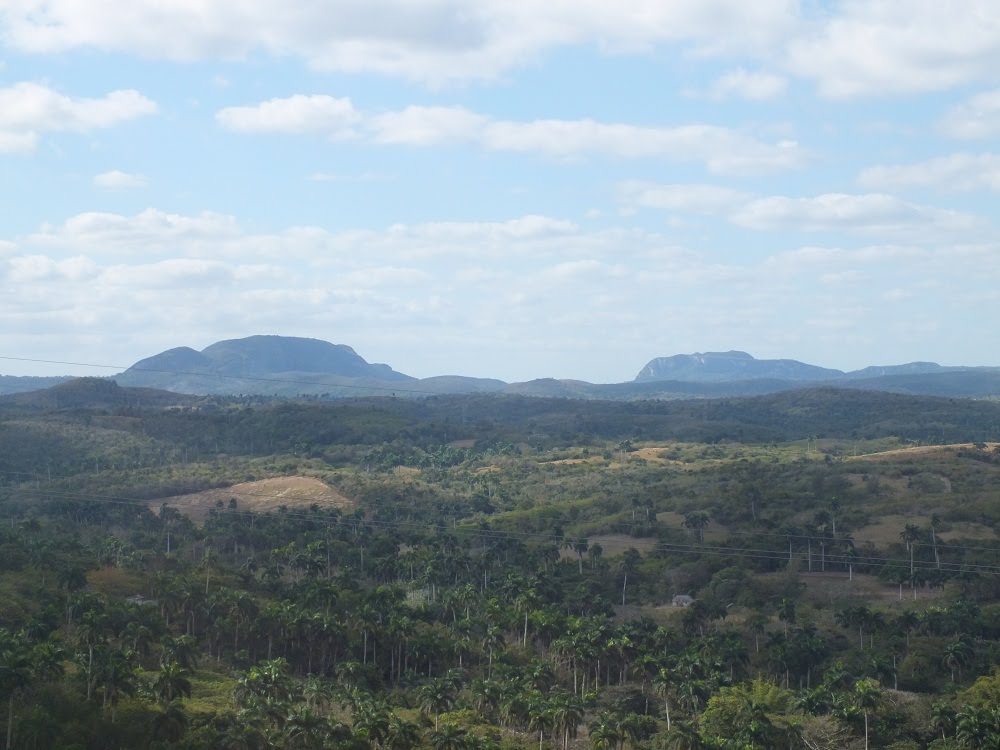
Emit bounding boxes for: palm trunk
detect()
[7,693,13,750]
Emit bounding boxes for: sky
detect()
[1,0,1000,383]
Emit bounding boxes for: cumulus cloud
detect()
[5,206,1000,380]
[216,95,360,136]
[732,193,984,237]
[93,170,147,189]
[0,82,157,153]
[622,183,990,240]
[219,96,806,174]
[0,0,797,84]
[786,1,1000,98]
[858,153,1000,191]
[706,68,787,100]
[5,1,1000,97]
[618,181,750,213]
[30,209,242,254]
[940,88,1000,139]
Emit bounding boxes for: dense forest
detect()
[0,384,998,749]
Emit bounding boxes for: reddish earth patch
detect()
[154,476,353,523]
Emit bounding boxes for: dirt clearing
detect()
[155,476,353,523]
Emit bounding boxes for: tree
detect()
[683,512,710,543]
[151,700,189,744]
[0,633,33,750]
[620,548,642,606]
[429,723,469,750]
[852,678,882,750]
[942,638,973,683]
[153,660,193,705]
[419,677,457,730]
[699,679,799,750]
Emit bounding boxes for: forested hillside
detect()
[0,390,998,749]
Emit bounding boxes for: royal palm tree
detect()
[852,678,882,750]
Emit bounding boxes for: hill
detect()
[0,377,197,411]
[0,374,73,395]
[635,350,843,383]
[114,335,415,395]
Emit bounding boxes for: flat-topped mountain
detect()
[635,351,987,384]
[10,337,1000,400]
[635,351,842,383]
[115,335,414,393]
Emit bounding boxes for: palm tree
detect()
[930,700,956,741]
[429,723,469,750]
[385,714,421,750]
[620,548,642,606]
[852,678,881,750]
[419,677,457,730]
[942,638,973,683]
[658,720,702,750]
[481,626,504,679]
[0,633,33,750]
[549,689,585,750]
[284,707,330,750]
[683,512,710,543]
[955,705,1000,749]
[153,660,193,705]
[151,699,189,744]
[588,714,621,750]
[900,524,922,597]
[653,666,675,730]
[94,648,137,723]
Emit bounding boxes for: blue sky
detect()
[1,1,999,382]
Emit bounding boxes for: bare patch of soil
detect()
[155,476,353,523]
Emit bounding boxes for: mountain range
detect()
[4,336,1000,401]
[634,350,989,383]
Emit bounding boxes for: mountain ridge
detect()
[635,350,995,383]
[5,337,1000,401]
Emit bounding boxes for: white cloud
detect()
[216,95,360,136]
[731,193,984,237]
[93,170,147,190]
[940,88,1000,139]
[6,206,1000,380]
[858,153,1000,191]
[707,68,787,100]
[31,209,242,254]
[618,181,750,213]
[0,0,797,84]
[220,96,806,174]
[621,183,990,240]
[0,82,157,152]
[5,1,1000,98]
[786,1,1000,98]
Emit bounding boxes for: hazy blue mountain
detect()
[115,335,414,394]
[844,362,957,379]
[0,375,73,395]
[10,337,1000,401]
[634,351,1000,388]
[0,377,196,410]
[635,351,843,383]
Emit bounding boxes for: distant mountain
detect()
[0,377,196,410]
[635,351,1000,385]
[8,338,1000,402]
[115,335,414,395]
[0,375,73,395]
[635,351,843,383]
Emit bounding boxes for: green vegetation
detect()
[0,389,998,749]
